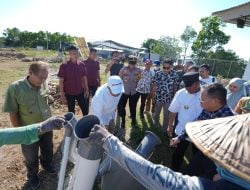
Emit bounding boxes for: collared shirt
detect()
[3,77,51,126]
[178,105,234,142]
[0,124,39,147]
[199,76,217,85]
[84,58,100,86]
[152,70,179,103]
[57,60,86,95]
[169,88,202,135]
[119,66,141,95]
[110,62,124,76]
[91,84,121,125]
[136,68,154,94]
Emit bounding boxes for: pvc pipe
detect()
[64,112,78,163]
[57,113,77,190]
[69,115,102,190]
[100,130,161,190]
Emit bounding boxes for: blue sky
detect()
[1,0,249,60]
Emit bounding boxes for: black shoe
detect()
[42,164,57,175]
[132,120,138,128]
[29,176,40,190]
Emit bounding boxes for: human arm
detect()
[167,111,177,138]
[59,77,67,104]
[105,59,115,74]
[82,76,89,98]
[0,116,64,146]
[9,112,20,127]
[88,125,203,190]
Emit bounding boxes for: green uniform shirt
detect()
[0,124,39,147]
[3,77,51,126]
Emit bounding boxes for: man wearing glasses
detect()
[3,61,55,189]
[152,59,179,132]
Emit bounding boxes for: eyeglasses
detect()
[163,67,170,70]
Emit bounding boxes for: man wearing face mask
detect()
[91,76,124,133]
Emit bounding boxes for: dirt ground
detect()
[0,49,177,190]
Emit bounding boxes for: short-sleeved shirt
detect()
[110,62,124,76]
[168,88,202,135]
[200,76,217,85]
[84,58,100,86]
[3,77,51,126]
[119,66,141,95]
[58,60,86,95]
[136,68,154,94]
[152,70,179,103]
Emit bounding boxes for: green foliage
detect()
[180,26,197,59]
[2,28,74,50]
[142,38,159,50]
[192,16,230,59]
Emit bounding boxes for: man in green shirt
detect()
[3,61,55,189]
[0,116,64,147]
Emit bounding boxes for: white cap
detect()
[107,76,124,94]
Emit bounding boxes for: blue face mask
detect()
[216,165,250,189]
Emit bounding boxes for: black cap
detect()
[182,72,199,87]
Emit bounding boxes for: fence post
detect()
[227,61,233,78]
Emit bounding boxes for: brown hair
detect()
[29,61,48,75]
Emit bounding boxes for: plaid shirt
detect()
[178,105,234,142]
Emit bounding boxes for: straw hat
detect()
[186,113,250,182]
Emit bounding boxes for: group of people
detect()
[1,44,250,190]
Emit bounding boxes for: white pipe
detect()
[71,157,101,190]
[57,136,71,190]
[68,115,102,190]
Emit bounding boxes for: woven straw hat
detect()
[186,113,250,182]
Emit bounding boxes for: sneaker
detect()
[42,164,57,175]
[29,176,40,190]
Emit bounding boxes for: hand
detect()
[167,126,173,138]
[170,137,180,148]
[60,94,67,104]
[87,125,112,146]
[39,116,65,133]
[84,90,89,98]
[107,119,115,134]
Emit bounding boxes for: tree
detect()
[142,38,159,50]
[153,36,182,60]
[3,27,21,47]
[180,25,197,61]
[192,16,230,59]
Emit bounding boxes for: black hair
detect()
[68,45,78,51]
[90,48,97,53]
[187,65,199,72]
[163,59,174,65]
[111,51,119,56]
[203,83,227,105]
[186,61,194,65]
[200,64,210,71]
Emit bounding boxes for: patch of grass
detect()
[16,48,57,57]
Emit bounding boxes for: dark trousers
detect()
[118,93,139,121]
[21,131,53,180]
[171,139,190,171]
[65,92,88,115]
[137,92,149,114]
[86,85,98,113]
[183,150,217,179]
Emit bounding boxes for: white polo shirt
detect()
[199,76,217,85]
[168,88,202,136]
[91,83,121,125]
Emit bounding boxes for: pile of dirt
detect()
[0,48,26,60]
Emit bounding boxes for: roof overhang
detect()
[212,2,250,27]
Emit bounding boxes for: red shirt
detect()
[58,60,86,95]
[83,58,100,86]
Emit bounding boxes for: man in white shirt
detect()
[91,76,124,133]
[167,72,202,171]
[199,64,217,85]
